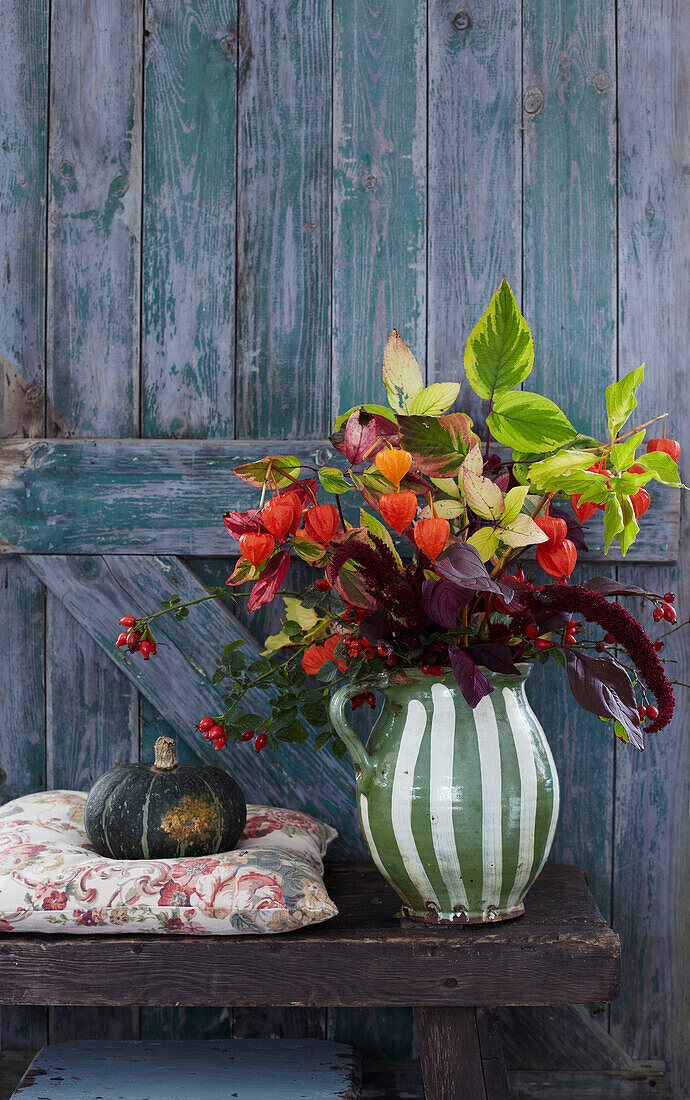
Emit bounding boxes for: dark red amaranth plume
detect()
[520,584,674,733]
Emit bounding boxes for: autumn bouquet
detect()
[116,281,684,756]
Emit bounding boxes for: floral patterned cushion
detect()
[0,791,338,935]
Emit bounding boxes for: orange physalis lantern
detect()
[304,503,339,545]
[375,448,413,488]
[414,517,450,561]
[239,532,275,565]
[379,491,417,535]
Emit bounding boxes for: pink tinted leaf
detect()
[247,550,290,612]
[448,645,494,708]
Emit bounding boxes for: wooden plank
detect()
[612,8,689,1091]
[522,0,617,934]
[26,553,365,860]
[0,559,46,1054]
[0,438,679,560]
[142,0,237,438]
[427,0,522,429]
[331,0,426,412]
[523,0,617,441]
[0,865,621,1008]
[46,0,142,437]
[0,0,49,438]
[415,1007,488,1099]
[507,1066,667,1098]
[0,0,49,1057]
[235,0,330,439]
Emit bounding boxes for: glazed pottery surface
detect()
[328,665,559,924]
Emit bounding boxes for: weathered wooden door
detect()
[1,0,687,1094]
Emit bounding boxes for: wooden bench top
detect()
[0,863,620,1009]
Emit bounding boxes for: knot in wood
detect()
[593,71,611,93]
[451,10,471,31]
[523,86,544,116]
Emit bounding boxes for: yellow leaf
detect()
[461,441,484,476]
[430,476,461,499]
[409,382,461,416]
[499,513,549,548]
[282,596,320,631]
[467,527,501,562]
[460,469,504,521]
[418,500,464,520]
[501,484,529,524]
[382,330,424,413]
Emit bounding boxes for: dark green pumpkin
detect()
[84,737,247,859]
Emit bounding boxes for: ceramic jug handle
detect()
[328,680,377,791]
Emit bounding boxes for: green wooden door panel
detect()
[47,0,142,438]
[331,0,427,413]
[143,0,238,439]
[522,0,618,924]
[235,0,331,439]
[612,3,689,1093]
[428,0,522,430]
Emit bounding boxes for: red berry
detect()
[662,602,677,623]
[646,704,659,720]
[115,632,129,648]
[376,644,388,657]
[316,578,330,591]
[363,646,375,659]
[139,640,152,660]
[664,592,675,602]
[526,624,540,638]
[429,665,444,676]
[604,633,615,643]
[214,735,228,751]
[653,607,664,621]
[351,693,365,711]
[126,631,139,646]
[118,616,136,628]
[386,655,399,667]
[654,640,664,651]
[365,692,376,708]
[638,706,647,719]
[596,642,606,652]
[241,730,255,742]
[198,718,214,732]
[421,665,432,675]
[254,733,267,752]
[516,569,525,582]
[534,639,551,651]
[208,725,225,741]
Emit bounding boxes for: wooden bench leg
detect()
[414,1007,509,1100]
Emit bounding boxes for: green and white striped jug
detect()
[329,664,559,924]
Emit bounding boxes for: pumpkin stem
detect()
[153,736,178,770]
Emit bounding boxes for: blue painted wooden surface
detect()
[0,0,687,1090]
[13,1040,360,1099]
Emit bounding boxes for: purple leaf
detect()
[330,410,398,466]
[448,645,494,708]
[422,579,472,629]
[435,542,515,602]
[359,610,393,646]
[583,577,664,600]
[563,649,643,749]
[469,643,521,676]
[247,550,290,612]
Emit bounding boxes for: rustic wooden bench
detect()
[0,863,620,1100]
